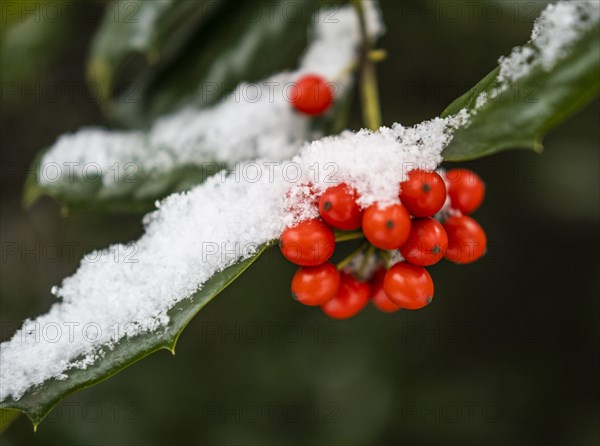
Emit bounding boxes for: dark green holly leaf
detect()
[103,0,323,127]
[442,23,600,161]
[87,0,228,105]
[24,152,216,214]
[0,244,270,429]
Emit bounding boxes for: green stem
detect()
[336,242,368,271]
[353,0,383,131]
[334,230,365,243]
[357,244,376,280]
[379,249,392,269]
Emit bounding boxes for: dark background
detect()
[1,1,598,445]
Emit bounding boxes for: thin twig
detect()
[336,242,368,271]
[353,0,383,131]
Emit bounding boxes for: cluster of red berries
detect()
[279,168,487,319]
[290,75,334,116]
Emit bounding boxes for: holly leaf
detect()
[87,0,228,106]
[0,228,365,430]
[23,151,216,214]
[24,0,354,213]
[441,23,600,161]
[101,0,322,127]
[0,244,270,430]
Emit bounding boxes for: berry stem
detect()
[379,249,392,269]
[353,0,382,131]
[357,244,376,280]
[336,242,368,271]
[333,230,365,243]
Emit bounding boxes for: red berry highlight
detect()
[400,217,448,266]
[446,168,485,214]
[370,269,401,313]
[400,169,447,217]
[280,219,335,266]
[321,272,370,319]
[444,215,487,264]
[383,263,434,310]
[290,75,334,116]
[291,262,340,306]
[362,203,412,250]
[318,183,363,230]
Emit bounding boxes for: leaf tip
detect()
[162,344,176,356]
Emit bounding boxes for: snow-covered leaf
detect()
[25,3,382,213]
[0,244,269,428]
[442,6,599,160]
[98,0,324,127]
[3,113,458,430]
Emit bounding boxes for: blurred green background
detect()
[1,1,598,445]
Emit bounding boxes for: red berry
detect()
[290,75,334,116]
[362,203,412,250]
[444,215,487,264]
[383,263,434,310]
[400,218,448,266]
[400,169,447,217]
[370,269,401,313]
[291,262,340,306]
[446,168,485,214]
[280,219,335,266]
[318,184,363,230]
[321,272,370,319]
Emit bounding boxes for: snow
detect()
[1,113,464,401]
[485,0,599,106]
[38,2,384,184]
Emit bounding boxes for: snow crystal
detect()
[39,2,384,184]
[1,113,462,401]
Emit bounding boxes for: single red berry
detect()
[280,219,335,266]
[446,168,485,214]
[362,203,412,250]
[291,262,340,306]
[318,183,363,231]
[400,217,448,266]
[370,269,402,313]
[290,75,334,116]
[444,215,487,264]
[383,263,434,310]
[321,272,370,319]
[400,169,447,217]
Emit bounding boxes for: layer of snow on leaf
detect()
[39,2,384,184]
[495,0,599,91]
[0,112,466,401]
